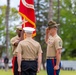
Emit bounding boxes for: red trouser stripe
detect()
[12,56,16,73]
[52,59,56,75]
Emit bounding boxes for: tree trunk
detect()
[57,0,60,23]
[5,0,10,57]
[57,0,60,34]
[48,0,53,22]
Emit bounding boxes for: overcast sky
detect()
[0,0,19,9]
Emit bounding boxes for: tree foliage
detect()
[59,0,76,60]
[0,5,21,57]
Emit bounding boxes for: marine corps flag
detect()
[19,0,36,37]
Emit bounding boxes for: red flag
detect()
[19,0,36,36]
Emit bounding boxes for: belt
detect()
[22,58,37,61]
[47,56,56,59]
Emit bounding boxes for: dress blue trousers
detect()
[46,59,61,75]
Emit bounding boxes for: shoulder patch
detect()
[59,41,62,47]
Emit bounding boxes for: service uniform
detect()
[46,34,62,75]
[11,35,20,75]
[15,38,42,75]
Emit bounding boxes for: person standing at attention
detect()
[15,27,43,75]
[10,25,23,75]
[45,20,63,75]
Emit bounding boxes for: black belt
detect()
[47,56,56,59]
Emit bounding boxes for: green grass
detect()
[37,70,76,75]
[0,69,13,75]
[37,70,47,75]
[60,70,76,75]
[0,69,76,75]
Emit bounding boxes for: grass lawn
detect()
[0,69,76,75]
[37,70,76,75]
[0,69,13,75]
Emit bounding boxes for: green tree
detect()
[34,0,49,69]
[59,0,76,60]
[0,5,21,57]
